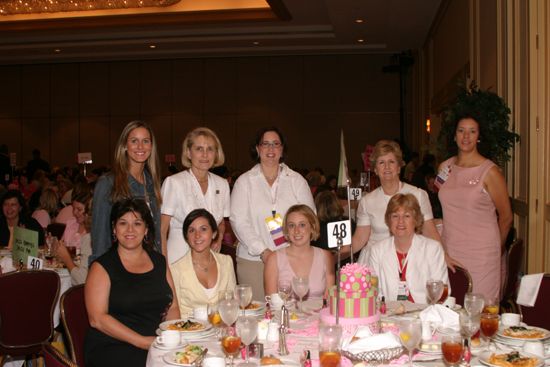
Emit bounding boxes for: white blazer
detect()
[367,234,449,303]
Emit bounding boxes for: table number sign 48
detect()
[327,220,352,248]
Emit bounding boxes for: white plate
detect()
[497,327,550,342]
[153,340,187,350]
[251,357,300,367]
[478,351,544,367]
[242,301,265,315]
[159,319,212,333]
[162,347,207,367]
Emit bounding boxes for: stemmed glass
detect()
[441,334,464,367]
[292,276,309,313]
[208,301,222,337]
[219,296,240,327]
[426,280,444,305]
[221,326,241,367]
[236,316,258,367]
[480,313,499,348]
[460,313,480,367]
[319,324,342,367]
[464,293,485,316]
[235,284,253,316]
[278,280,292,307]
[398,319,422,367]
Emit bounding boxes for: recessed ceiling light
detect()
[253,41,260,45]
[149,45,156,49]
[357,39,365,43]
[54,49,61,53]
[355,19,364,23]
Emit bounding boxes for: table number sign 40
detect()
[327,220,352,248]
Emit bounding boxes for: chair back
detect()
[502,239,524,301]
[46,222,67,239]
[0,269,60,357]
[60,284,89,367]
[42,343,77,367]
[448,265,472,307]
[520,274,550,329]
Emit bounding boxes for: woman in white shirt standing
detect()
[230,127,315,300]
[161,127,230,264]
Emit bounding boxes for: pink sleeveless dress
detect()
[276,246,327,299]
[438,158,501,301]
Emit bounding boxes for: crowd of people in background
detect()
[0,110,513,366]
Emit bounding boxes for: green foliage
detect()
[437,82,520,166]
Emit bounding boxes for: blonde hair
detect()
[370,139,405,168]
[111,120,161,204]
[283,204,320,241]
[384,193,424,233]
[38,187,59,217]
[181,127,225,169]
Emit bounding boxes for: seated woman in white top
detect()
[367,193,448,303]
[170,208,236,317]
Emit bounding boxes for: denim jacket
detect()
[90,170,161,263]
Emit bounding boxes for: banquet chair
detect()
[42,343,77,367]
[60,284,89,367]
[519,274,550,330]
[448,265,472,307]
[500,239,524,311]
[0,269,60,367]
[46,222,67,240]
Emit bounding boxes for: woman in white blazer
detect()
[367,193,448,303]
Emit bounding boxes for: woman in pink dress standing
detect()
[437,116,513,302]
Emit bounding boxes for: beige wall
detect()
[0,54,407,178]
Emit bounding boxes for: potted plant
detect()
[437,82,520,166]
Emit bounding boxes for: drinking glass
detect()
[438,283,449,304]
[221,326,242,367]
[441,334,464,367]
[426,280,444,305]
[398,319,422,367]
[220,289,235,301]
[278,280,292,307]
[236,316,258,367]
[292,276,309,312]
[319,324,342,367]
[219,297,240,327]
[44,233,55,261]
[208,301,222,337]
[480,313,499,346]
[460,313,480,367]
[235,284,253,316]
[464,293,485,316]
[482,298,499,314]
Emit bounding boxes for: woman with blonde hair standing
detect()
[161,127,230,264]
[91,120,162,262]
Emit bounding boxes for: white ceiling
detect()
[0,0,442,65]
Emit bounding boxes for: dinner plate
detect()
[497,327,550,341]
[156,328,217,339]
[159,319,212,333]
[153,340,186,350]
[242,301,265,315]
[478,351,544,367]
[162,350,206,367]
[251,357,300,366]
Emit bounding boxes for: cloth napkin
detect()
[419,304,459,331]
[517,273,544,306]
[0,256,15,273]
[343,332,401,354]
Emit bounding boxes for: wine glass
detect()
[426,280,444,305]
[460,313,480,367]
[441,333,464,367]
[219,297,239,327]
[208,301,222,337]
[221,326,242,367]
[398,319,422,367]
[235,284,253,316]
[292,276,309,313]
[464,293,485,316]
[236,316,258,367]
[278,279,292,307]
[480,313,499,347]
[44,233,55,261]
[319,324,342,367]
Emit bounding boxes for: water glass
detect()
[398,319,422,367]
[426,279,444,305]
[235,284,253,316]
[278,279,292,306]
[464,293,485,316]
[292,276,309,312]
[236,316,258,367]
[319,324,342,367]
[219,297,239,327]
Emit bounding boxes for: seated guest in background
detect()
[367,193,448,303]
[32,186,59,229]
[170,209,236,317]
[312,190,355,251]
[85,198,179,367]
[0,190,44,248]
[53,186,93,285]
[264,204,335,299]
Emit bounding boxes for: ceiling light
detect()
[149,45,156,49]
[357,39,365,43]
[54,49,61,53]
[355,19,364,23]
[253,41,260,46]
[0,0,180,15]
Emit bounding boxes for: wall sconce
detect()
[426,118,431,134]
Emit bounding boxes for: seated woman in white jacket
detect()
[170,208,236,317]
[367,193,448,303]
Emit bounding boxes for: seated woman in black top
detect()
[0,189,44,248]
[84,198,180,367]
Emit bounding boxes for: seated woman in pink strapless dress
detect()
[264,204,335,300]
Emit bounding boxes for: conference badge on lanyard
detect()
[265,213,288,248]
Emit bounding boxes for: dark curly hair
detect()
[110,198,155,251]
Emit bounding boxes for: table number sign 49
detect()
[349,188,362,201]
[27,255,44,270]
[327,220,352,248]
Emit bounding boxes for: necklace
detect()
[192,254,213,273]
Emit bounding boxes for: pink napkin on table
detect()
[288,319,320,337]
[517,273,544,307]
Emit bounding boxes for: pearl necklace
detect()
[192,254,213,273]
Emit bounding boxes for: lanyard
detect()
[267,166,281,217]
[396,251,409,281]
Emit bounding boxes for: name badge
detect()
[265,214,288,248]
[397,280,409,301]
[434,165,451,191]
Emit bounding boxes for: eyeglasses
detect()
[259,141,282,148]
